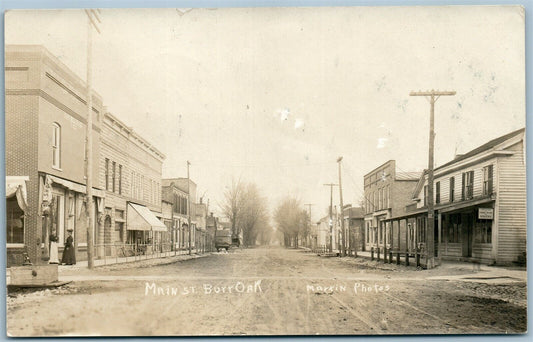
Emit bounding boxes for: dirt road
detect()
[6,247,527,336]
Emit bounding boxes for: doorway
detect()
[462,212,473,257]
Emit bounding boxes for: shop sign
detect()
[478,208,494,220]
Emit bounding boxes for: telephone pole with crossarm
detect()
[409,90,455,269]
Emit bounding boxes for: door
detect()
[104,215,112,256]
[462,213,473,257]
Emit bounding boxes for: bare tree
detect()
[274,196,308,248]
[220,179,270,247]
[238,183,269,247]
[220,178,244,244]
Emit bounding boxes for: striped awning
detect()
[127,203,167,232]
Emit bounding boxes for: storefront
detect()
[6,177,29,250]
[439,200,495,263]
[126,203,167,252]
[40,174,106,262]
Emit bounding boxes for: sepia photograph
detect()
[3,3,528,337]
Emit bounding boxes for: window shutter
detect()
[461,173,465,200]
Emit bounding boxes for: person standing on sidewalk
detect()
[49,228,59,264]
[61,229,76,265]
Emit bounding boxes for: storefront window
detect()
[51,192,65,244]
[6,197,24,244]
[475,218,492,244]
[447,214,461,243]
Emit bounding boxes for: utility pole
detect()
[85,9,101,269]
[187,161,192,255]
[304,203,314,248]
[323,183,338,253]
[410,89,455,269]
[337,157,346,257]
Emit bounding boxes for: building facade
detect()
[162,178,197,250]
[99,110,166,257]
[408,128,526,265]
[343,206,365,254]
[363,160,420,253]
[6,45,104,266]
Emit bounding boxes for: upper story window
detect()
[462,171,474,200]
[112,161,116,192]
[118,165,122,195]
[436,181,441,204]
[105,158,109,190]
[483,165,493,196]
[423,185,428,206]
[385,185,390,209]
[52,123,61,169]
[449,177,455,202]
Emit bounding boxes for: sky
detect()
[5,6,526,222]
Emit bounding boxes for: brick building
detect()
[5,45,104,266]
[363,160,420,252]
[99,111,166,257]
[162,178,197,250]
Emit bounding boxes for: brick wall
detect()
[6,45,104,266]
[5,95,40,266]
[391,181,418,217]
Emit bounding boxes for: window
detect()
[378,189,382,210]
[449,177,455,202]
[462,171,474,200]
[51,193,65,244]
[423,185,428,206]
[112,161,116,192]
[385,185,390,209]
[475,217,492,244]
[52,123,61,168]
[115,222,124,242]
[6,197,24,244]
[447,214,461,243]
[140,175,144,200]
[483,165,493,196]
[118,165,122,195]
[105,159,109,190]
[436,181,441,204]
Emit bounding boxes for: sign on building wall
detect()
[478,208,494,220]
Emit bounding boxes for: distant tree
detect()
[274,196,310,248]
[220,178,244,242]
[299,210,311,247]
[238,183,269,247]
[220,179,270,247]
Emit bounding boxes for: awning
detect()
[46,174,106,198]
[127,203,167,232]
[6,176,29,212]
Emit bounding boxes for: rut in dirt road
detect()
[7,247,527,336]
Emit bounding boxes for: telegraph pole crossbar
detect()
[410,89,455,269]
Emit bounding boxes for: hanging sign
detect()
[478,208,494,220]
